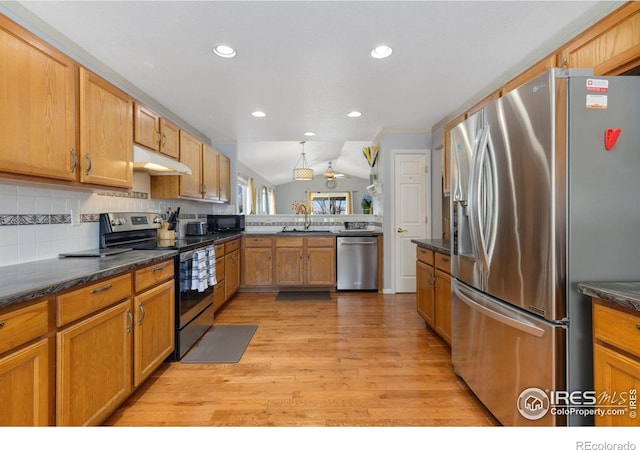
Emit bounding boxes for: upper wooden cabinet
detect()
[501,54,558,95]
[133,102,180,159]
[442,113,466,197]
[0,15,77,182]
[151,133,231,203]
[79,67,133,189]
[560,2,640,76]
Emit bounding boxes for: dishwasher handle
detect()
[339,241,377,245]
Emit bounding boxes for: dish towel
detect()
[190,246,217,292]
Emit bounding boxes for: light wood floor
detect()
[105,291,499,426]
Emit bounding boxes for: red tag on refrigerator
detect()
[604,128,621,151]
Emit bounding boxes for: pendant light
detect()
[293,141,313,181]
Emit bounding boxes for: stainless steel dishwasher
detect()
[336,236,378,290]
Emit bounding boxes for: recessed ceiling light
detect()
[304,131,316,137]
[251,111,266,118]
[347,111,362,118]
[212,44,236,58]
[370,45,393,59]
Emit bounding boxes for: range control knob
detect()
[152,217,163,224]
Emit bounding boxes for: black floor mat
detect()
[275,291,331,301]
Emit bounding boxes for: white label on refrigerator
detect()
[586,94,608,109]
[586,79,609,93]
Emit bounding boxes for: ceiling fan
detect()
[323,161,347,188]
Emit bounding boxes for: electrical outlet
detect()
[71,210,81,227]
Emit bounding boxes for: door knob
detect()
[397,227,407,233]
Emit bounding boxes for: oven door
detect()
[175,248,215,359]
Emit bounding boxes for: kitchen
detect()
[1,0,639,446]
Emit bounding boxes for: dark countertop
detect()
[0,249,177,309]
[411,239,451,255]
[244,231,382,236]
[577,282,640,312]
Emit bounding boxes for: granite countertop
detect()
[411,239,451,255]
[0,249,177,309]
[577,282,640,312]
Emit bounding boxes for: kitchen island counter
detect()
[577,282,640,312]
[411,239,451,255]
[0,249,178,308]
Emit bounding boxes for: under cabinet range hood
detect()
[132,145,192,175]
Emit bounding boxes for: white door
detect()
[394,151,429,293]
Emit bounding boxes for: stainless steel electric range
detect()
[98,212,220,360]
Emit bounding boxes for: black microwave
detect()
[207,214,245,233]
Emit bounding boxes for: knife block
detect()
[158,222,175,240]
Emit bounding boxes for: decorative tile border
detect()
[97,190,148,199]
[0,213,76,225]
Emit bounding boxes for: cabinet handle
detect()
[162,133,167,147]
[85,153,92,176]
[636,324,640,330]
[152,265,166,272]
[202,184,207,194]
[0,321,4,328]
[155,130,161,145]
[126,309,133,333]
[138,304,145,325]
[91,283,112,294]
[70,148,78,173]
[441,257,450,262]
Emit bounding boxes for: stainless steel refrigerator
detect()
[449,69,640,426]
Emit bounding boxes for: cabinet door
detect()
[56,300,133,426]
[160,118,180,159]
[134,280,174,387]
[178,130,203,199]
[594,343,640,426]
[306,247,336,286]
[133,102,161,150]
[275,247,304,285]
[242,248,273,286]
[0,16,77,181]
[225,249,240,299]
[0,338,51,426]
[79,67,133,188]
[218,153,231,203]
[416,260,435,328]
[435,269,452,345]
[202,145,221,201]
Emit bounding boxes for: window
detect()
[308,192,352,215]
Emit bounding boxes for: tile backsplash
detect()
[0,174,234,267]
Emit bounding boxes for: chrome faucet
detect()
[301,205,311,231]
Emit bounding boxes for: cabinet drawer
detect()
[435,252,451,273]
[276,237,303,247]
[417,247,434,265]
[593,301,640,358]
[0,300,49,355]
[134,259,174,293]
[215,244,225,258]
[307,236,335,247]
[57,274,132,327]
[244,236,273,248]
[225,238,240,253]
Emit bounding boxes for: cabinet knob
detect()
[0,321,4,328]
[636,324,640,330]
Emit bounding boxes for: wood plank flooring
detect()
[104,291,499,426]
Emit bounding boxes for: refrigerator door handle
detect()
[469,126,491,274]
[453,280,545,338]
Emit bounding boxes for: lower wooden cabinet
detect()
[133,280,175,387]
[592,299,640,426]
[416,259,435,328]
[242,237,274,287]
[0,338,51,426]
[225,248,240,299]
[416,246,451,345]
[56,299,133,426]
